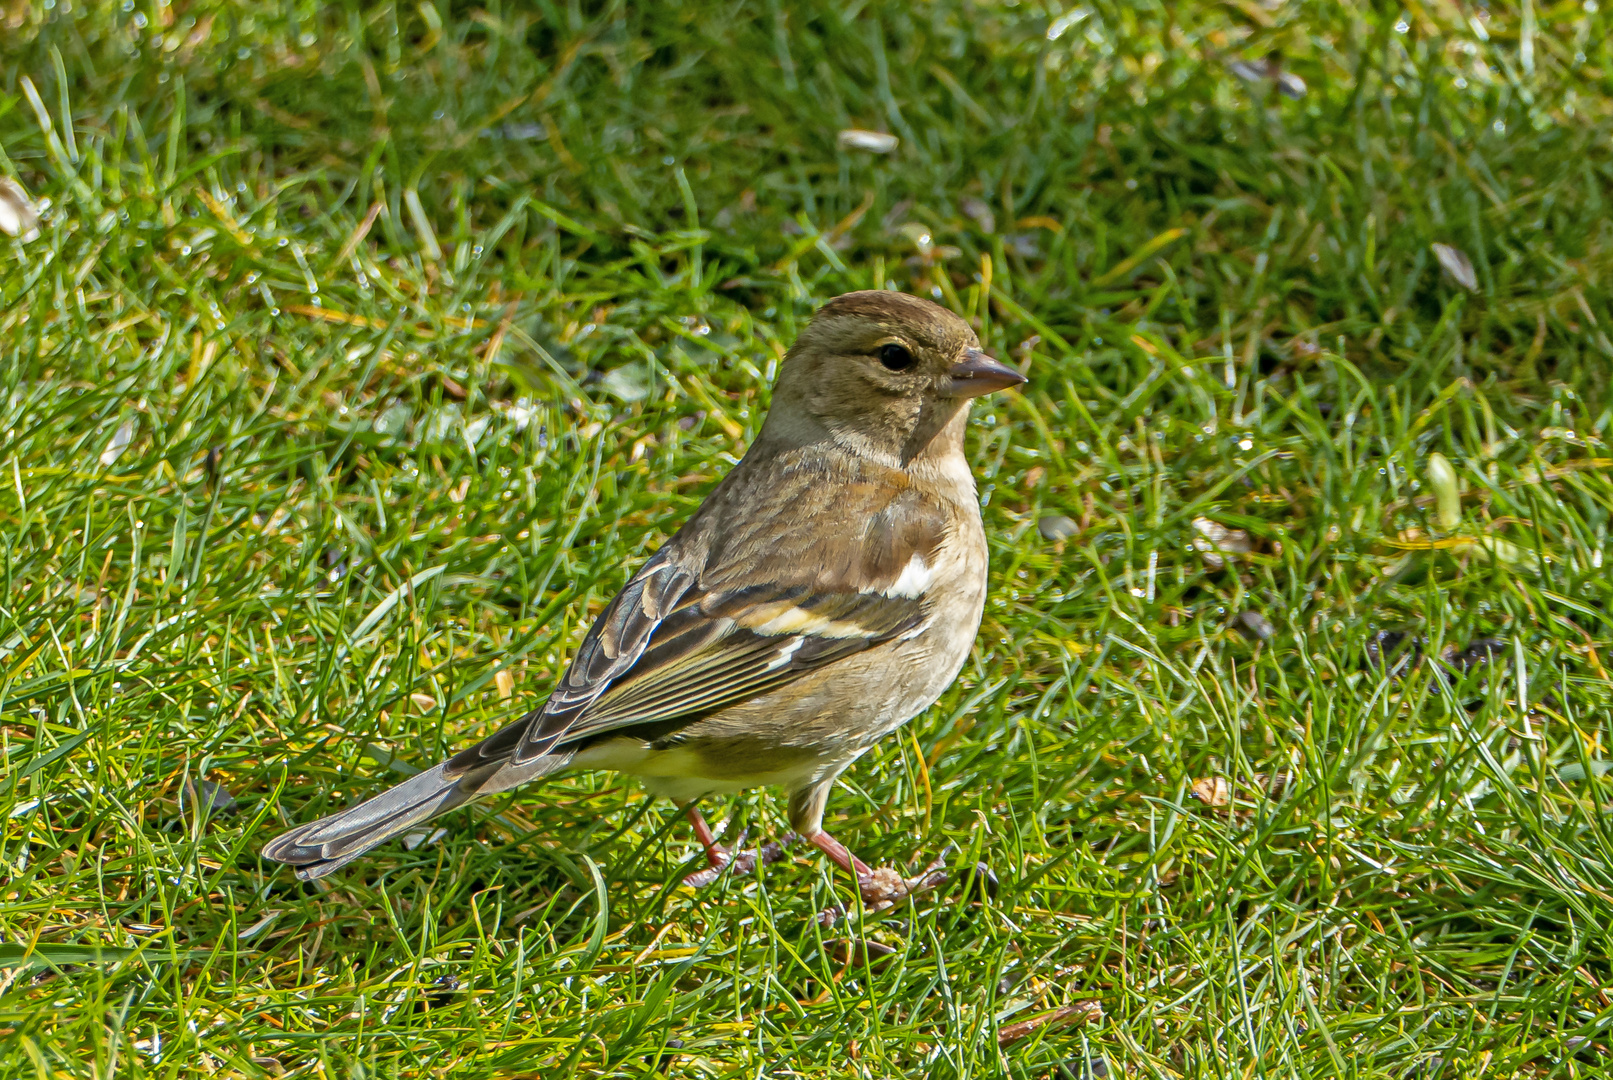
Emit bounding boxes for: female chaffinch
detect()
[265,290,1026,909]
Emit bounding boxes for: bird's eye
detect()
[878,343,915,371]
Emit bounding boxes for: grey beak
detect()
[946,348,1028,398]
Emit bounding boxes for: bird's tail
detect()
[263,754,566,880]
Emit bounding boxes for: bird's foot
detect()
[816,852,950,926]
[856,849,952,912]
[857,862,949,909]
[816,849,996,925]
[682,831,796,889]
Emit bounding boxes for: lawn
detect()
[3,1,1613,1076]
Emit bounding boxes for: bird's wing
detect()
[445,466,950,777]
[569,582,928,735]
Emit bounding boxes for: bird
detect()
[264,289,1027,910]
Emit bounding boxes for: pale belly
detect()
[569,736,848,802]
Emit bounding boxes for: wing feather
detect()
[443,454,952,778]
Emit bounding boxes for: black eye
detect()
[878,343,915,371]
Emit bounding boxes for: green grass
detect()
[3,1,1613,1076]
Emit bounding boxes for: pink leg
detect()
[685,804,728,869]
[807,829,874,878]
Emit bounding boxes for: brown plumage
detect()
[263,290,1026,910]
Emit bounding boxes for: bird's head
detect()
[761,290,1026,467]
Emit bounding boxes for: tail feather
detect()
[265,752,576,879]
[262,763,477,879]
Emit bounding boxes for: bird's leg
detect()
[788,778,950,916]
[681,804,746,887]
[807,830,950,913]
[679,804,794,888]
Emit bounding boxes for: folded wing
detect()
[445,474,950,776]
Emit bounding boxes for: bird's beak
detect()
[945,348,1028,398]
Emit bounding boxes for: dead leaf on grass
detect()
[1192,516,1255,569]
[0,176,39,242]
[997,1001,1103,1046]
[837,129,899,153]
[1190,777,1231,807]
[1431,243,1477,291]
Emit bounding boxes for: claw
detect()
[682,830,802,889]
[814,852,958,924]
[854,849,952,912]
[682,825,747,888]
[682,862,727,889]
